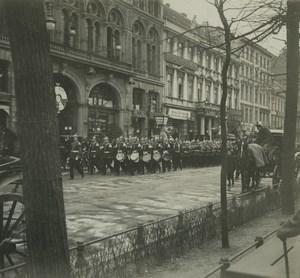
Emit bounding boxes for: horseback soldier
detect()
[69,134,84,179]
[100,137,113,175]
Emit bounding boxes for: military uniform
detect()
[113,139,127,175]
[69,136,84,179]
[129,140,142,176]
[152,141,162,173]
[100,139,113,175]
[141,140,153,174]
[88,137,100,174]
[172,139,182,171]
[162,140,172,172]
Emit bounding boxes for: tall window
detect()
[178,77,183,99]
[178,42,184,57]
[234,92,238,109]
[197,82,202,102]
[107,9,123,60]
[132,21,145,71]
[147,28,160,75]
[94,21,100,53]
[178,78,183,99]
[133,88,144,110]
[214,86,218,104]
[86,19,93,52]
[188,79,193,100]
[206,82,211,102]
[167,74,172,97]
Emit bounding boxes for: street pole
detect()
[281,0,300,214]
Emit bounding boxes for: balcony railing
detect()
[0,34,133,72]
[164,96,196,108]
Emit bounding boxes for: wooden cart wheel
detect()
[0,193,26,270]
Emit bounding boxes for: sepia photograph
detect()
[0,0,299,277]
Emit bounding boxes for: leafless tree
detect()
[207,0,286,248]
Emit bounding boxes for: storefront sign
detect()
[168,108,191,120]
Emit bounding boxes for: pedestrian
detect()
[69,134,84,179]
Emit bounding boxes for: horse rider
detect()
[100,137,113,175]
[88,135,100,174]
[69,134,84,179]
[254,121,276,163]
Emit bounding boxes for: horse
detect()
[227,149,238,188]
[238,140,262,192]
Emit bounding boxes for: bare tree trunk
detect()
[4,0,71,277]
[281,0,300,215]
[216,0,231,248]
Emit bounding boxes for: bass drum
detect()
[130,151,139,163]
[162,151,170,161]
[142,152,151,163]
[153,151,161,162]
[116,152,125,162]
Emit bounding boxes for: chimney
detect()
[166,3,170,8]
[181,13,187,18]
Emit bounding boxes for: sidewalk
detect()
[144,197,299,278]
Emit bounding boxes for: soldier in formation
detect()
[66,135,222,177]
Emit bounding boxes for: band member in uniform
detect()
[172,138,182,171]
[181,140,191,168]
[141,138,153,174]
[69,134,84,179]
[129,137,142,176]
[152,138,162,173]
[113,137,127,176]
[162,138,172,172]
[88,136,100,174]
[101,137,113,175]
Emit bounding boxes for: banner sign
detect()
[168,108,191,120]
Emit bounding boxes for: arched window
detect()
[70,13,79,48]
[62,9,70,46]
[86,19,93,52]
[147,27,160,75]
[107,8,124,60]
[94,21,101,53]
[132,21,145,70]
[153,0,160,17]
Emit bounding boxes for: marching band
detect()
[66,135,224,179]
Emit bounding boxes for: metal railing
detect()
[0,184,281,278]
[202,228,277,278]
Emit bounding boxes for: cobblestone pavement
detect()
[63,167,272,246]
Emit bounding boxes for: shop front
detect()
[166,108,192,140]
[227,108,242,137]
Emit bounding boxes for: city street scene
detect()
[0,0,300,277]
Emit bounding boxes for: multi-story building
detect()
[0,0,164,139]
[162,3,241,140]
[238,39,275,135]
